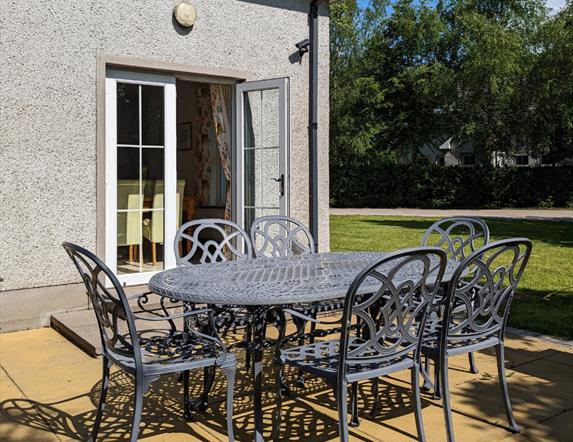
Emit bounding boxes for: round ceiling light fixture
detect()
[173,1,197,28]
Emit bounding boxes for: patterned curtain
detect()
[210,84,232,220]
[196,86,213,205]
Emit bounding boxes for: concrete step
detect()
[50,295,186,358]
[50,308,101,357]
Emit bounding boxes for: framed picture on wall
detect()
[177,122,193,151]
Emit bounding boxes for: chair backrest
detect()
[421,217,490,262]
[337,248,447,380]
[62,242,142,366]
[174,218,253,264]
[250,216,315,258]
[442,238,532,345]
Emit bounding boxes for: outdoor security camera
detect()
[296,39,310,57]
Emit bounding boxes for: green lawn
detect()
[330,215,573,340]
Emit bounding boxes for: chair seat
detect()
[280,337,414,383]
[290,299,345,317]
[421,321,500,358]
[109,329,235,376]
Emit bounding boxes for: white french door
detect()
[105,70,177,285]
[235,78,290,230]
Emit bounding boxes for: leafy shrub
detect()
[330,159,573,209]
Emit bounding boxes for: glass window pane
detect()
[116,211,141,274]
[142,147,164,203]
[117,147,140,211]
[262,89,279,148]
[244,91,262,148]
[244,148,256,207]
[142,209,165,271]
[141,85,164,145]
[117,83,139,145]
[261,147,280,208]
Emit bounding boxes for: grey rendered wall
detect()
[0,0,330,326]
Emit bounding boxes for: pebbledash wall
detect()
[0,0,330,331]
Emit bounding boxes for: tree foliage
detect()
[329,0,573,166]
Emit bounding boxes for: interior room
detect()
[116,79,232,274]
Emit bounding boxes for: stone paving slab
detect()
[330,208,573,222]
[1,328,572,441]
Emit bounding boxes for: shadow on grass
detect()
[357,218,573,247]
[510,290,573,340]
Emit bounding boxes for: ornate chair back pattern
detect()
[62,242,142,366]
[250,216,315,258]
[174,219,253,265]
[421,217,490,262]
[338,248,447,375]
[442,238,532,344]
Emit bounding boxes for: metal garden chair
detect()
[273,247,447,442]
[421,238,532,442]
[173,218,255,407]
[421,216,490,263]
[421,216,491,380]
[250,216,344,380]
[175,218,253,265]
[250,215,315,258]
[62,242,236,442]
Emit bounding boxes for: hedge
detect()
[330,161,573,209]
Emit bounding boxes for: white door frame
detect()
[105,70,177,285]
[234,78,290,229]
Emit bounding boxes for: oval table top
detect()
[148,251,458,306]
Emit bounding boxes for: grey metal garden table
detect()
[149,251,459,442]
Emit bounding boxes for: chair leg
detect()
[350,382,360,427]
[130,377,144,442]
[468,352,479,374]
[337,381,350,442]
[369,377,379,418]
[221,365,236,442]
[411,362,426,442]
[496,343,521,433]
[245,323,252,372]
[433,358,441,399]
[151,242,157,267]
[294,318,307,387]
[422,355,433,392]
[272,360,285,441]
[91,356,111,441]
[128,244,133,263]
[183,370,192,420]
[440,356,455,442]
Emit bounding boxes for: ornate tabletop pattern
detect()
[149,252,458,306]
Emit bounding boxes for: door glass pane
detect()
[117,147,140,210]
[243,87,281,230]
[262,89,279,148]
[116,211,141,273]
[117,83,139,145]
[116,83,165,275]
[141,85,164,145]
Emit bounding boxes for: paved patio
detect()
[1,327,572,441]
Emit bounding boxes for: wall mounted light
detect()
[173,1,197,28]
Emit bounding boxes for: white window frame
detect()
[234,78,290,229]
[105,70,177,286]
[461,153,476,167]
[514,154,530,167]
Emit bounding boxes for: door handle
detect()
[272,174,285,197]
